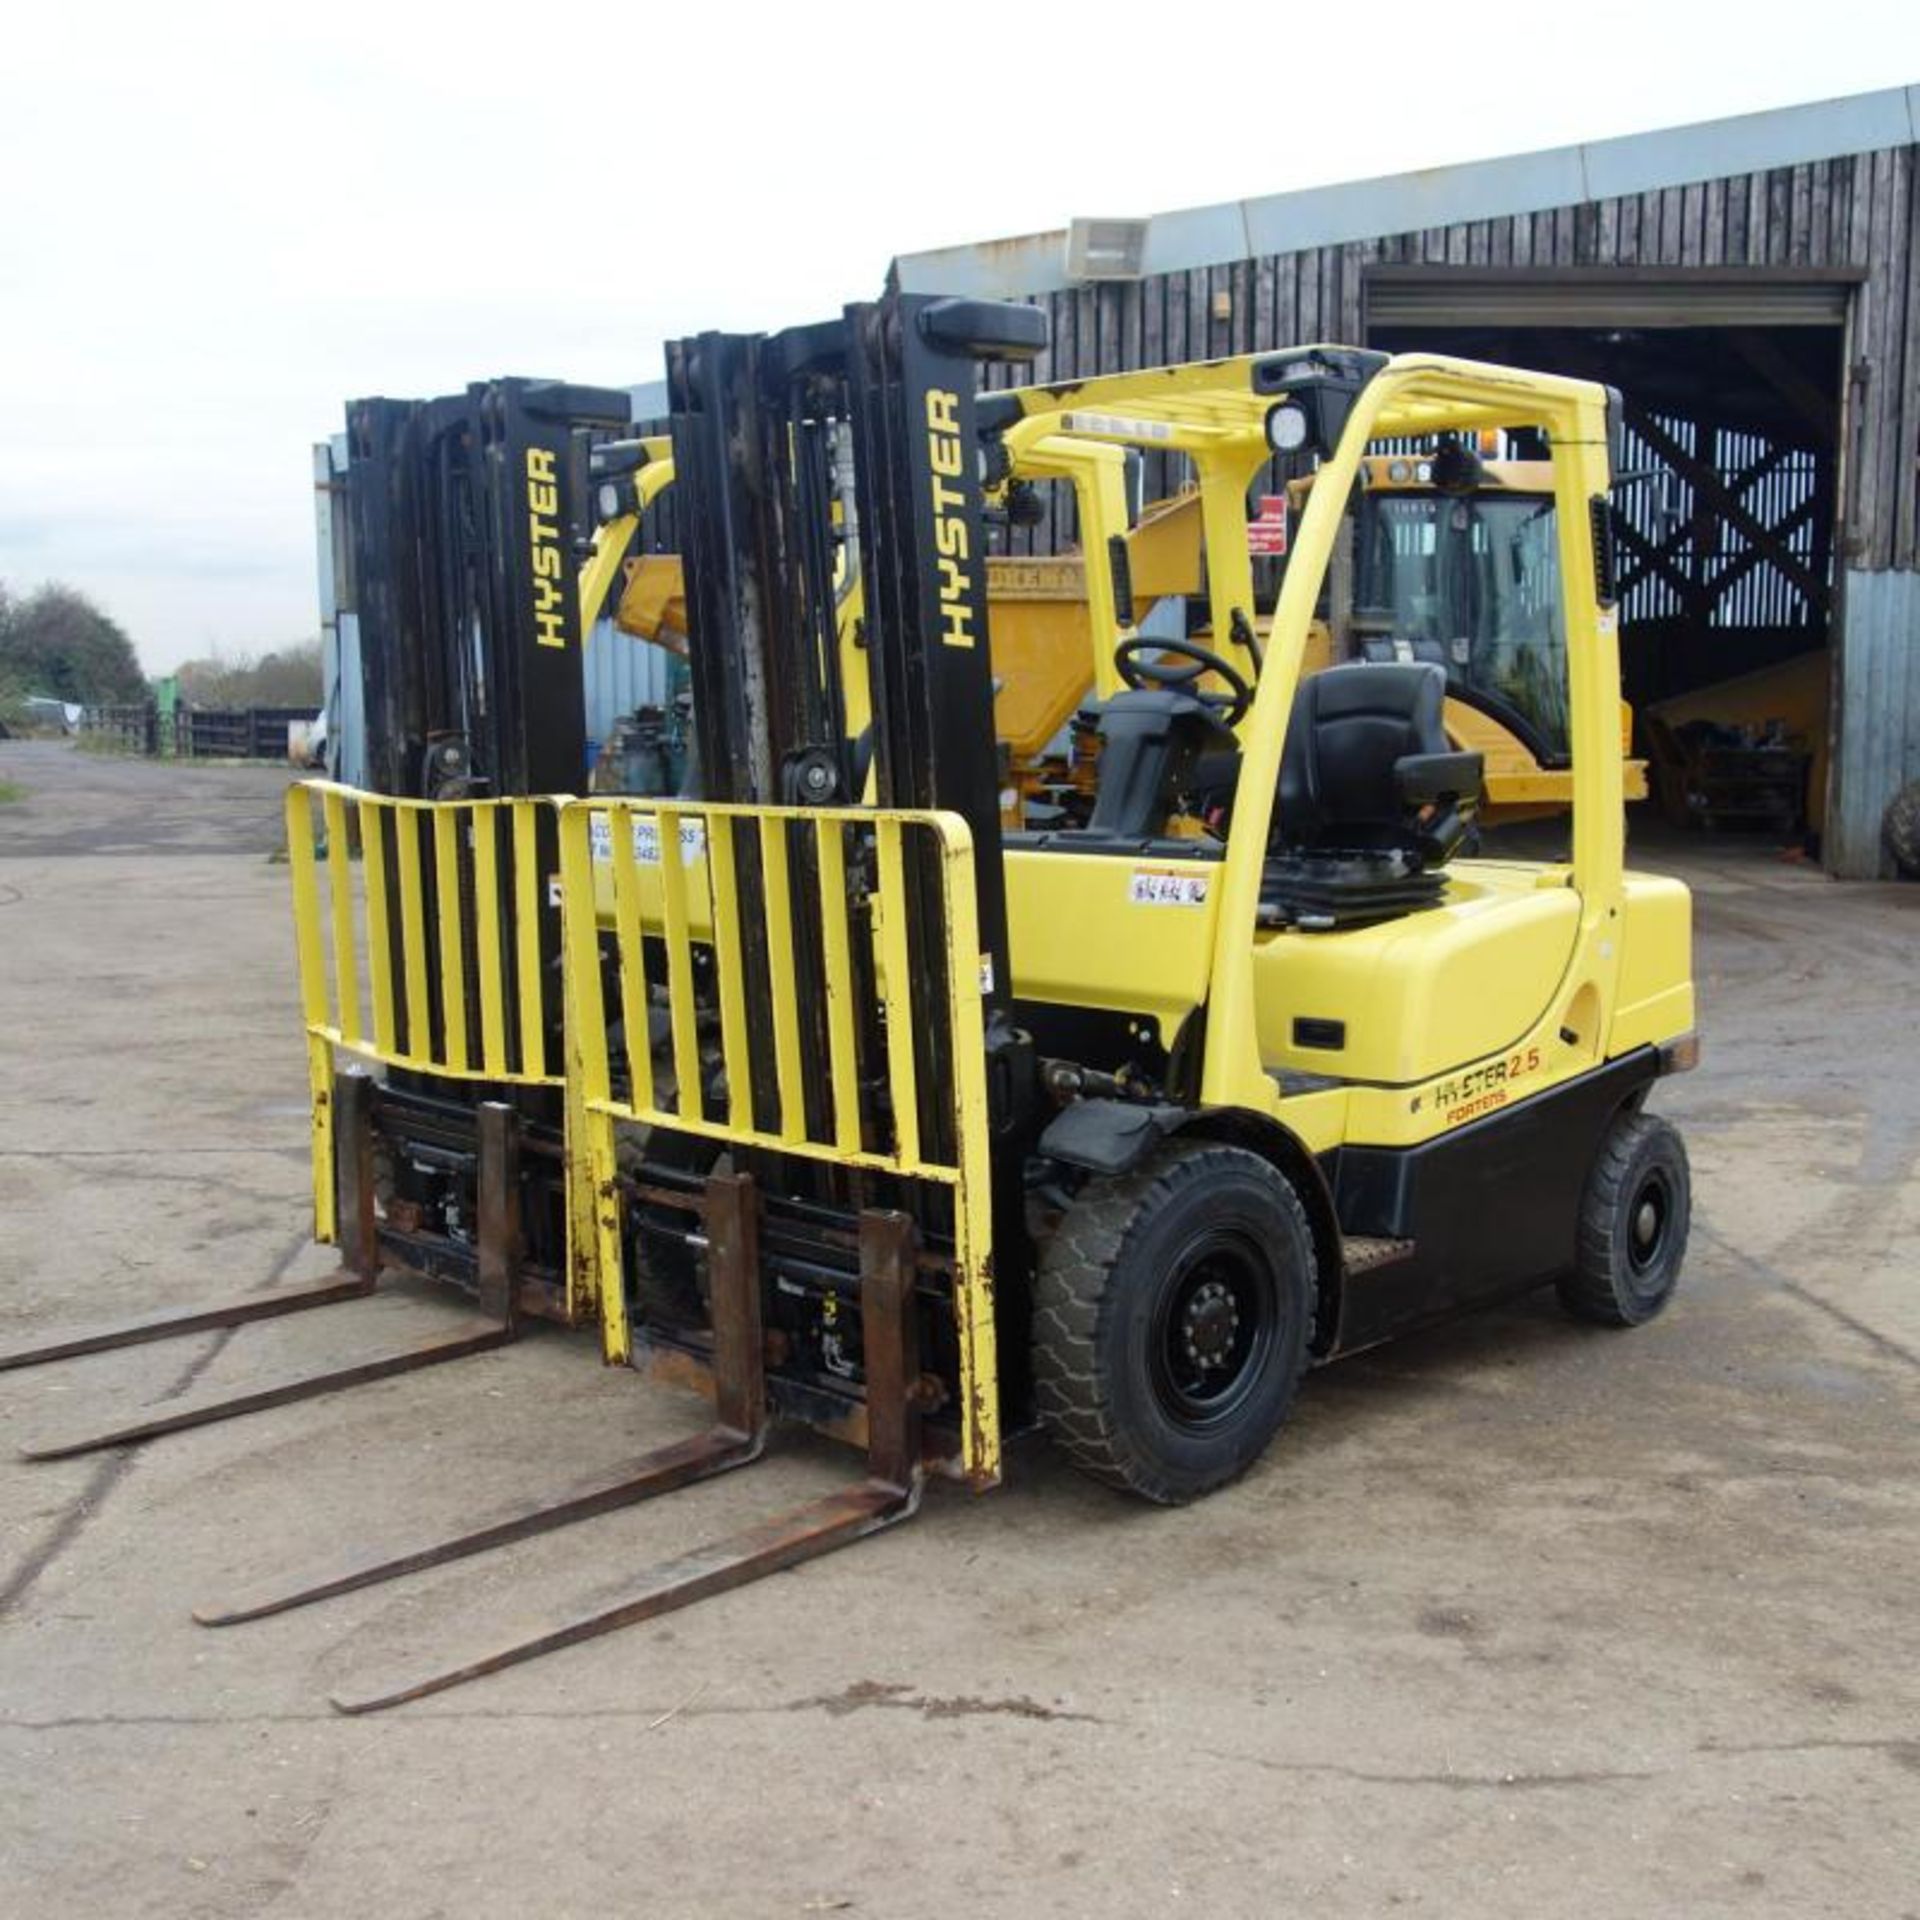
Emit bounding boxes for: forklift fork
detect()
[328,1201,924,1715]
[197,1181,925,1715]
[195,1170,775,1626]
[10,1076,522,1461]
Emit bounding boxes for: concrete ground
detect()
[1,736,1915,1919]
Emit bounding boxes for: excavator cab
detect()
[1339,450,1646,815]
[1352,455,1571,753]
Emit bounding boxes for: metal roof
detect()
[896,86,1920,299]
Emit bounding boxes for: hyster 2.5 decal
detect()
[1416,1045,1544,1126]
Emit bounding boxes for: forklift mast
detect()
[664,288,1045,1013]
[843,290,1046,1009]
[332,376,633,1317]
[345,378,632,801]
[653,285,1046,1407]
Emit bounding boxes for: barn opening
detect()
[1369,269,1851,841]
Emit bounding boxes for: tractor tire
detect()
[1032,1140,1316,1504]
[1882,780,1920,879]
[1557,1110,1691,1328]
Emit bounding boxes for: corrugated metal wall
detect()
[1831,570,1920,875]
[312,439,366,787]
[326,614,366,787]
[583,618,674,749]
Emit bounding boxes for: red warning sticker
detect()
[1247,494,1289,556]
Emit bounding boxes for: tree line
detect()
[0,579,321,727]
[0,581,147,713]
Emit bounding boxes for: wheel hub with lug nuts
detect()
[1182,1278,1241,1372]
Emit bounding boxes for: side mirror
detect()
[1429,439,1485,495]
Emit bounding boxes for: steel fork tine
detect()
[196,1168,779,1620]
[196,1427,766,1626]
[0,1273,376,1374]
[330,1479,918,1715]
[19,1318,512,1461]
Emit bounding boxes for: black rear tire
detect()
[1558,1110,1691,1327]
[1883,780,1920,879]
[1032,1141,1317,1503]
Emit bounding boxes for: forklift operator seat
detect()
[1265,662,1483,929]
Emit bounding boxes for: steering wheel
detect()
[1114,635,1254,727]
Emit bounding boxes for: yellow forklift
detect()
[2,306,1696,1713]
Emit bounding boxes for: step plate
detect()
[1340,1235,1417,1277]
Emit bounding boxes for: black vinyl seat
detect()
[1265,662,1482,930]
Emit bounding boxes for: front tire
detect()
[1032,1141,1317,1503]
[1558,1110,1691,1327]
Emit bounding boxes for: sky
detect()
[1,1,1915,674]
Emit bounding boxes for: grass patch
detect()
[0,780,25,805]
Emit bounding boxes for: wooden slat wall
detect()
[998,143,1918,572]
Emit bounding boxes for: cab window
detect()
[1353,491,1569,761]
